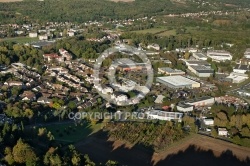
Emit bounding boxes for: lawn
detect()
[45,122,102,143]
[131,27,176,36]
[0,36,39,44]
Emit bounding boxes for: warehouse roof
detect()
[158,67,185,73]
[157,76,199,86]
[190,65,214,73]
[193,52,207,58]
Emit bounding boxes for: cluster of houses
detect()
[43,48,72,63]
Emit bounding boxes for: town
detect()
[1,0,250,166]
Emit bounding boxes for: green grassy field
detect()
[132,27,176,36]
[45,122,102,143]
[0,36,39,43]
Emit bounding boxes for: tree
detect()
[68,101,76,110]
[12,139,37,164]
[4,147,14,165]
[106,160,119,166]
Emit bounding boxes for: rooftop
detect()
[234,64,250,70]
[157,76,199,86]
[158,67,185,73]
[186,96,214,104]
[193,52,207,58]
[190,65,214,73]
[185,60,210,66]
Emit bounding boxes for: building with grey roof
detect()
[184,60,210,67]
[156,76,200,89]
[192,52,207,61]
[207,50,232,62]
[188,65,214,77]
[233,64,250,74]
[177,96,215,112]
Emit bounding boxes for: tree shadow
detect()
[76,131,250,166]
[155,144,250,166]
[75,130,154,166]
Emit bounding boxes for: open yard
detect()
[0,37,39,43]
[132,27,176,36]
[75,133,250,166]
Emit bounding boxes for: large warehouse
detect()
[156,76,200,89]
[177,96,215,112]
[146,110,183,122]
[207,50,232,62]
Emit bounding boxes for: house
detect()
[67,31,75,37]
[39,35,48,40]
[111,92,128,103]
[203,118,214,126]
[154,95,165,104]
[218,128,228,136]
[59,48,72,61]
[21,91,36,101]
[11,63,26,69]
[29,32,38,38]
[37,97,51,104]
[4,81,24,87]
[43,53,63,62]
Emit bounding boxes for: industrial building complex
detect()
[156,76,200,89]
[177,96,215,112]
[206,50,232,62]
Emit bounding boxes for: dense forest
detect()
[0,0,250,23]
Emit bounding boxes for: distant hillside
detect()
[0,0,249,23]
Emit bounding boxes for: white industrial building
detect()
[188,65,214,77]
[158,67,185,76]
[184,60,210,67]
[207,50,232,62]
[192,52,207,61]
[177,102,193,112]
[156,76,200,89]
[233,64,250,74]
[226,72,249,83]
[146,110,183,122]
[177,96,215,112]
[237,90,250,97]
